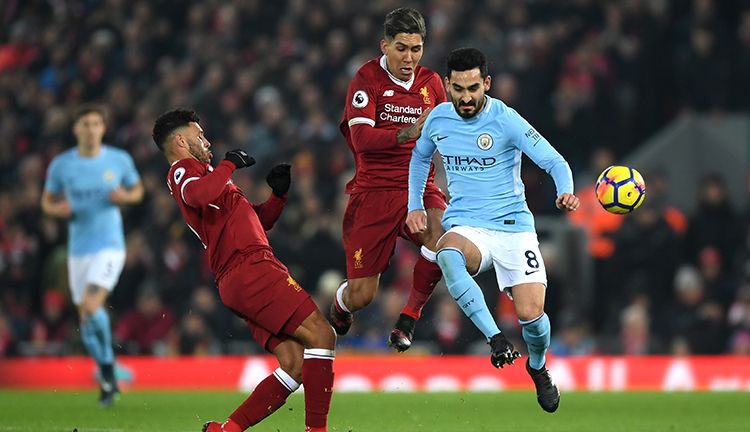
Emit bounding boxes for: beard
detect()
[188,141,212,163]
[452,95,486,119]
[454,100,478,119]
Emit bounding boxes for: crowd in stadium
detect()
[1,0,749,358]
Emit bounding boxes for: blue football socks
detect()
[90,307,114,365]
[437,248,500,339]
[521,313,551,370]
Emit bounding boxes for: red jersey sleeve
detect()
[252,193,287,230]
[176,159,236,208]
[344,70,399,153]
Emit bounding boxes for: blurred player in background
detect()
[41,105,143,406]
[152,109,335,432]
[330,7,447,351]
[407,48,580,413]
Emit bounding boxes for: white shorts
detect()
[67,249,126,305]
[443,226,547,297]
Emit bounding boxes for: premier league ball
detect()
[595,165,646,214]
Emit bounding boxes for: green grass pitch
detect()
[0,390,747,431]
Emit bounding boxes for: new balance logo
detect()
[525,270,540,275]
[383,90,394,97]
[436,135,448,141]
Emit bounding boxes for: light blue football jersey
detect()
[44,145,140,256]
[408,96,573,233]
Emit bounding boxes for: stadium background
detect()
[0,0,749,378]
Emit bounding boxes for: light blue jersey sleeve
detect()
[505,107,574,197]
[120,152,140,188]
[44,158,64,195]
[408,119,437,212]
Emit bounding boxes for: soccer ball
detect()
[595,165,646,214]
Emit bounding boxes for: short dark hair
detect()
[446,48,488,79]
[152,108,200,151]
[73,104,105,123]
[384,8,426,41]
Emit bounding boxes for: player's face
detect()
[73,112,106,147]
[445,69,491,119]
[183,122,213,163]
[381,33,424,81]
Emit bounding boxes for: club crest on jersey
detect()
[420,86,431,104]
[352,90,368,109]
[173,167,186,184]
[103,170,115,182]
[287,275,302,292]
[353,248,364,269]
[477,133,494,150]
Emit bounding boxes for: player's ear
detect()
[443,76,450,93]
[484,75,491,92]
[380,38,388,54]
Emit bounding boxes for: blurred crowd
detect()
[1,0,750,358]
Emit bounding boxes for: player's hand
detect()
[396,107,432,143]
[224,149,256,169]
[54,200,73,218]
[556,193,580,212]
[406,209,428,234]
[266,163,291,197]
[109,187,129,205]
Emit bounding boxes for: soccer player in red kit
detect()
[152,109,335,432]
[329,7,448,351]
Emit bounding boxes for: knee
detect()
[516,302,545,323]
[347,279,377,307]
[436,248,466,279]
[277,352,303,382]
[308,313,336,349]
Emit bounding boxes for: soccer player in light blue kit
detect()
[41,105,143,406]
[406,48,579,413]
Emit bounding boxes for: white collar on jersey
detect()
[379,55,415,90]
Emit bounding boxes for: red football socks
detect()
[302,349,335,429]
[402,255,442,320]
[229,368,298,430]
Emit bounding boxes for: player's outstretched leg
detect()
[389,248,442,352]
[488,333,521,368]
[388,313,416,352]
[521,312,559,412]
[329,281,353,335]
[526,359,560,413]
[293,309,336,432]
[436,248,501,339]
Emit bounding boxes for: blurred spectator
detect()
[114,286,175,355]
[611,300,664,355]
[684,174,740,273]
[549,310,597,356]
[21,290,72,356]
[668,266,726,354]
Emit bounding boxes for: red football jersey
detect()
[340,56,446,193]
[166,158,286,280]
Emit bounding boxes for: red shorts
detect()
[218,250,317,352]
[342,183,446,279]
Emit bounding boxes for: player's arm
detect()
[406,124,438,234]
[181,150,255,208]
[252,164,290,230]
[40,158,72,218]
[506,108,579,212]
[111,152,145,205]
[40,190,72,219]
[110,182,144,205]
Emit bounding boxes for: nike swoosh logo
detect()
[436,135,448,141]
[525,270,540,275]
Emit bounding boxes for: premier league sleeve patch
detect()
[352,90,369,109]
